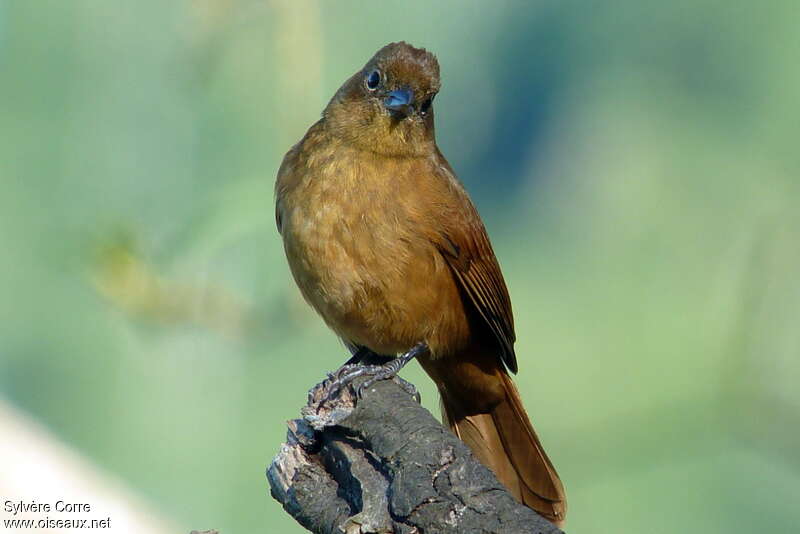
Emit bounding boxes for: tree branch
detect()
[267,371,565,534]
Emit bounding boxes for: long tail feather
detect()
[439,371,567,526]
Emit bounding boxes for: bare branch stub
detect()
[267,370,564,534]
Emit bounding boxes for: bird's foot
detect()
[344,346,392,367]
[356,366,420,402]
[355,344,427,399]
[321,343,428,405]
[319,363,372,403]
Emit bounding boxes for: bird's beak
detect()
[384,88,414,117]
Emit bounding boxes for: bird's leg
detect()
[322,346,381,386]
[320,346,390,403]
[356,343,427,397]
[343,346,393,367]
[323,343,428,403]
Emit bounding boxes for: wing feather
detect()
[431,163,517,372]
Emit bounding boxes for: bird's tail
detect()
[439,369,567,527]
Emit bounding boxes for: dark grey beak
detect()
[384,88,414,117]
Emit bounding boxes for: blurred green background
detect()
[2,1,799,532]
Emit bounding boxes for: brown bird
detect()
[275,42,566,526]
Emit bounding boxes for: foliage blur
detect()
[1,1,799,532]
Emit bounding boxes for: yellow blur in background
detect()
[1,1,799,533]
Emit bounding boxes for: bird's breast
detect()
[278,149,469,355]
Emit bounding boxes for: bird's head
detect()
[324,42,441,157]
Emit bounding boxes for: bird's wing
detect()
[431,165,517,373]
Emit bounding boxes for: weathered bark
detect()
[267,370,564,534]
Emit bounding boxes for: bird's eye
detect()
[365,69,381,91]
[420,95,434,115]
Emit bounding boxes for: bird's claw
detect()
[317,343,428,409]
[357,370,419,402]
[318,365,420,407]
[319,363,366,405]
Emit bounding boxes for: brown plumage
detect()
[275,42,566,526]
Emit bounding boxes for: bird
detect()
[275,42,566,526]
